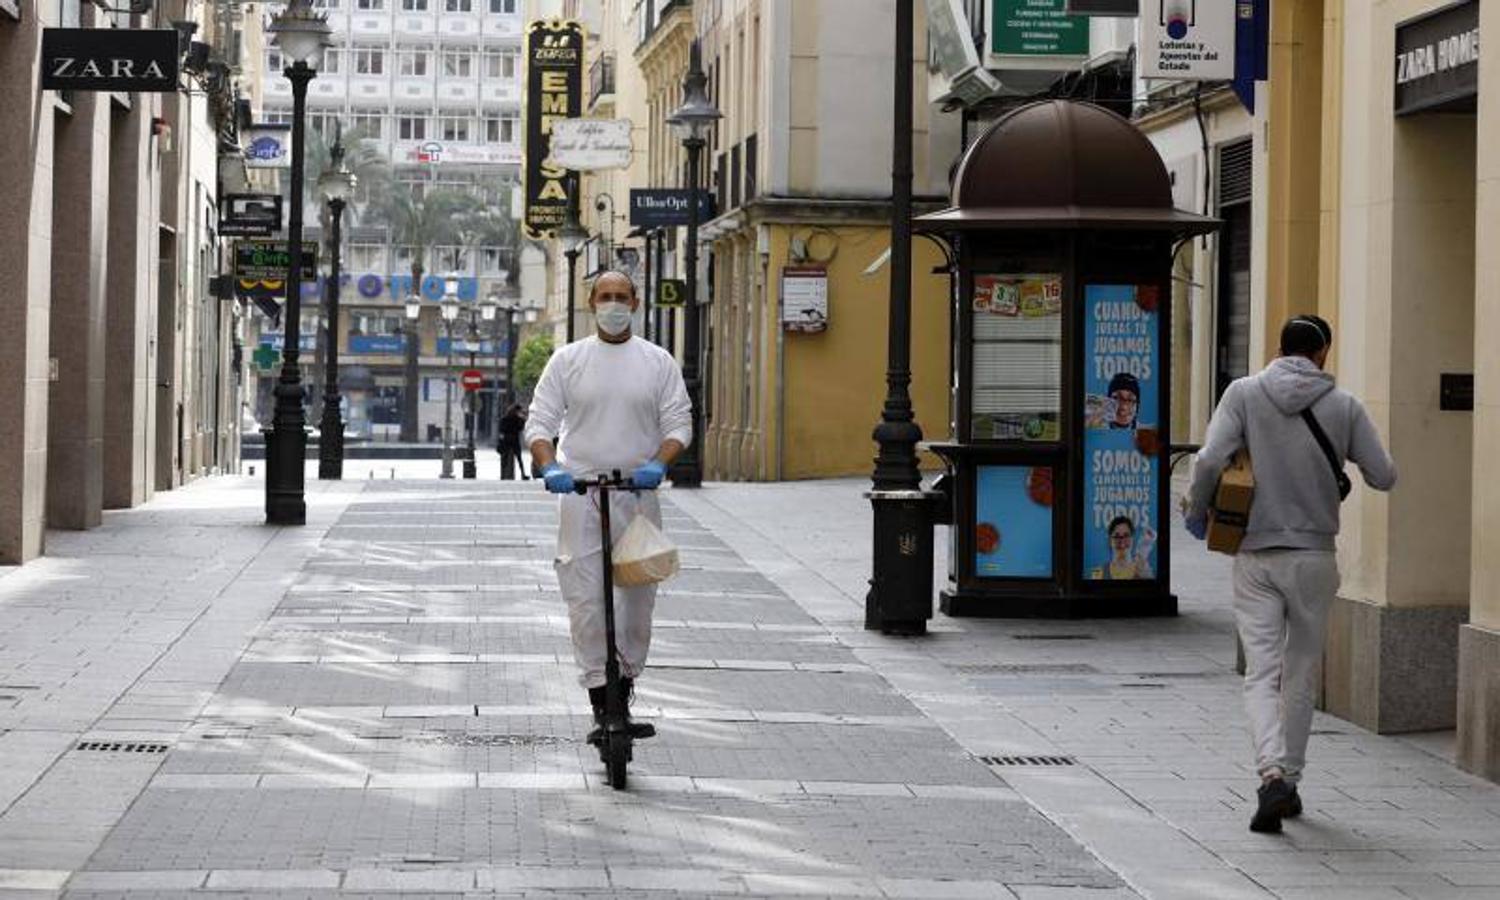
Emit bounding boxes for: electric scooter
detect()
[574,470,654,789]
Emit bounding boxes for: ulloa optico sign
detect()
[41,29,179,93]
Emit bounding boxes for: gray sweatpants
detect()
[1232,548,1340,783]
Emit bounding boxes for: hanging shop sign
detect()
[988,0,1089,67]
[781,266,829,333]
[243,125,292,169]
[220,194,283,238]
[656,278,686,308]
[627,189,716,228]
[1395,0,1479,117]
[234,240,319,298]
[548,118,633,171]
[524,19,585,239]
[1081,284,1162,583]
[41,28,179,93]
[1140,0,1236,80]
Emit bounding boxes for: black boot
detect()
[1250,777,1296,833]
[586,685,606,746]
[620,677,656,740]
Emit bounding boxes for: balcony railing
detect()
[589,52,616,108]
[637,0,689,49]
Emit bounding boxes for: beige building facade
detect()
[536,0,958,480]
[0,2,256,564]
[1221,0,1500,783]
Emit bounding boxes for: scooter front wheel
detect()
[605,732,630,790]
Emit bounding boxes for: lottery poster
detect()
[974,465,1054,579]
[1081,284,1162,582]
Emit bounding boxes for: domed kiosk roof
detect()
[917,100,1218,235]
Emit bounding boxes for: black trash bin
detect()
[865,489,942,635]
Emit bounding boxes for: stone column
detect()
[1323,0,1477,736]
[0,17,54,562]
[155,94,186,493]
[1265,0,1327,350]
[45,89,112,530]
[104,98,159,509]
[1459,0,1500,783]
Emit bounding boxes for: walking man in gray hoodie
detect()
[1184,315,1396,833]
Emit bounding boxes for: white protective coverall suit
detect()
[524,335,692,688]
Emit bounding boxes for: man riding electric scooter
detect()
[524,270,692,749]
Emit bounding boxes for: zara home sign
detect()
[1395,0,1479,116]
[42,29,180,93]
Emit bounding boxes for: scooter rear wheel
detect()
[605,733,629,789]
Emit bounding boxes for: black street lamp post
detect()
[484,293,505,444]
[264,0,331,525]
[667,39,721,489]
[317,126,357,481]
[865,0,933,635]
[463,309,479,480]
[559,193,587,345]
[439,284,459,479]
[403,292,421,442]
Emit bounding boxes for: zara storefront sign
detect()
[41,29,179,93]
[1395,0,1479,117]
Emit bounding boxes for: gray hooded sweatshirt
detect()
[1186,356,1396,552]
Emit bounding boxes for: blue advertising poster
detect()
[1082,284,1162,581]
[975,465,1054,578]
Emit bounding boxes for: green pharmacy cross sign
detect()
[253,346,280,371]
[992,0,1090,57]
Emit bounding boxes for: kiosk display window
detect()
[970,274,1063,442]
[1081,284,1162,581]
[974,465,1054,579]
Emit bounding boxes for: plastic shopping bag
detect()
[612,514,680,586]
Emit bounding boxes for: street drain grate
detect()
[1012,634,1096,641]
[980,755,1076,767]
[953,663,1099,675]
[76,741,170,754]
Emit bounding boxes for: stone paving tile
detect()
[672,479,1500,900]
[85,787,1112,886]
[45,479,1124,895]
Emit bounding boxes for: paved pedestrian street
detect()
[3,475,1500,898]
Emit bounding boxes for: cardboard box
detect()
[1207,450,1254,555]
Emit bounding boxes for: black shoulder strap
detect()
[1300,408,1352,500]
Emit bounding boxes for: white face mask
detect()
[595,301,633,337]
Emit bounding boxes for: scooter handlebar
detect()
[571,470,639,494]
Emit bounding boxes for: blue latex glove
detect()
[1185,510,1208,541]
[541,464,575,495]
[632,460,667,490]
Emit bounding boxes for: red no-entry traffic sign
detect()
[460,369,484,392]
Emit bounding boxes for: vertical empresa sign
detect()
[524,19,584,239]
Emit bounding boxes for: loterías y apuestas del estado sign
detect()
[41,29,180,93]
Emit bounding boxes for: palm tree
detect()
[281,123,391,424]
[368,184,479,441]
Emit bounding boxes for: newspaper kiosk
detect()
[917,101,1218,618]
